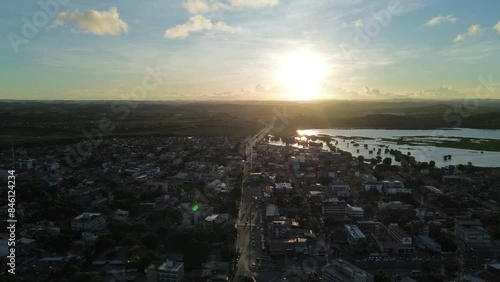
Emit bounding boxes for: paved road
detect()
[233,125,272,282]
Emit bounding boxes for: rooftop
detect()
[344,225,366,239]
[158,259,183,272]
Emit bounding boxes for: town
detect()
[1,134,500,282]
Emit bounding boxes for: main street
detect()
[233,125,272,282]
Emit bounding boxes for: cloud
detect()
[182,0,279,14]
[453,34,464,42]
[467,24,481,36]
[255,84,266,92]
[352,19,364,28]
[493,21,500,34]
[54,7,129,35]
[417,85,463,97]
[453,24,482,43]
[182,0,230,14]
[364,86,380,96]
[425,15,457,26]
[165,15,239,38]
[230,0,279,9]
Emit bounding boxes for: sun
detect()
[277,51,327,100]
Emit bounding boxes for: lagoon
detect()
[269,128,500,168]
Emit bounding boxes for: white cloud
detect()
[352,19,364,28]
[165,15,239,39]
[54,7,129,35]
[364,86,380,96]
[493,21,500,34]
[182,0,230,14]
[425,15,457,26]
[230,0,279,9]
[182,0,279,14]
[453,34,464,42]
[453,24,482,43]
[417,85,463,98]
[467,24,481,36]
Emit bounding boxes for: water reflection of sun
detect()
[297,129,314,136]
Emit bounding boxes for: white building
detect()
[455,216,491,249]
[322,259,374,282]
[157,259,184,282]
[71,213,106,232]
[382,181,411,195]
[362,181,384,193]
[347,205,364,219]
[344,225,367,246]
[388,223,412,245]
[114,209,129,221]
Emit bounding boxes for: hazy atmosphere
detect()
[2,0,500,100]
[2,1,500,282]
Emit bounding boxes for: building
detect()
[347,205,364,219]
[428,220,442,239]
[357,220,385,237]
[344,225,367,246]
[270,221,289,238]
[418,235,441,252]
[454,216,491,249]
[322,198,346,217]
[382,181,411,195]
[322,259,374,282]
[14,159,37,170]
[330,184,351,198]
[363,181,384,193]
[266,204,280,219]
[71,213,106,232]
[114,209,129,221]
[388,223,412,245]
[464,263,500,281]
[275,182,293,193]
[157,259,184,282]
[204,214,219,228]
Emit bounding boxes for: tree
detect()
[220,244,236,261]
[363,204,375,215]
[155,226,170,240]
[429,160,436,168]
[142,233,160,249]
[119,238,138,246]
[382,157,392,166]
[95,238,115,253]
[375,269,391,282]
[185,238,210,270]
[357,155,365,162]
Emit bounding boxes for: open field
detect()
[1,99,500,147]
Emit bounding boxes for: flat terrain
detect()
[2,99,500,147]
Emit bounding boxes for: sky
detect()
[1,0,500,101]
